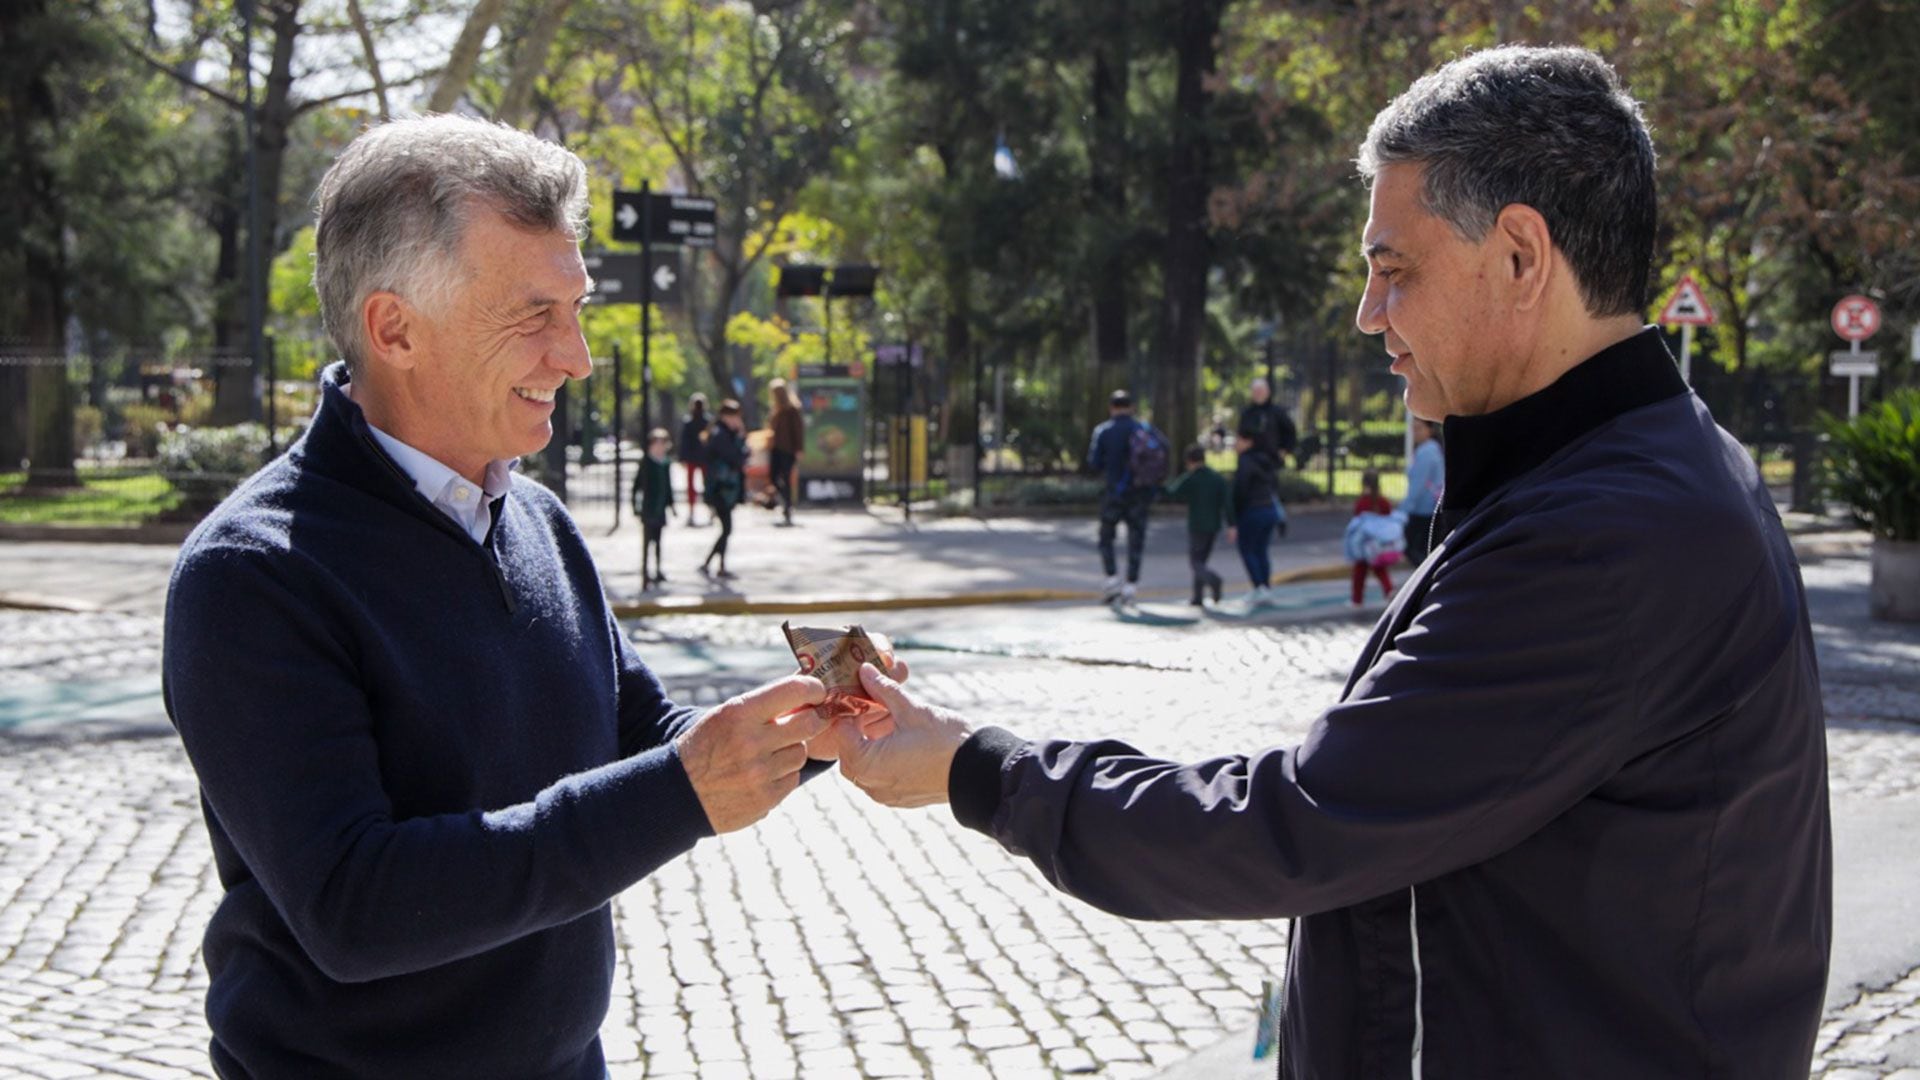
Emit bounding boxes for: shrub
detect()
[120,403,171,459]
[72,405,104,453]
[158,423,274,508]
[1823,389,1920,542]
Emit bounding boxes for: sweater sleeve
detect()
[946,512,1644,920]
[164,545,714,984]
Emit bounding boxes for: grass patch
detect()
[0,471,182,527]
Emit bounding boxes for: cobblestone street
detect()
[2,544,1919,1078]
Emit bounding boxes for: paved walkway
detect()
[2,507,1917,1078]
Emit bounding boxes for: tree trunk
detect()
[6,0,74,486]
[1088,7,1131,434]
[495,0,575,128]
[1155,0,1222,456]
[428,0,509,113]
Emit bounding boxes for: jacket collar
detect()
[1439,326,1687,514]
[298,362,490,541]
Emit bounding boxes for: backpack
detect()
[1127,423,1170,489]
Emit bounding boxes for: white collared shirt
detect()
[364,424,514,544]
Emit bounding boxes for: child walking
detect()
[632,428,676,588]
[1347,470,1401,606]
[1162,445,1234,606]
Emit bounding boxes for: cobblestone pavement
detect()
[3,551,1919,1078]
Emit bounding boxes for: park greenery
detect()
[3,0,1917,517]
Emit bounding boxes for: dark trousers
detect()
[703,500,733,567]
[1098,488,1155,582]
[642,518,665,580]
[770,449,796,521]
[1405,513,1434,565]
[1236,500,1282,587]
[1187,530,1223,602]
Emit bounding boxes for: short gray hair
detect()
[312,114,589,374]
[1357,45,1657,319]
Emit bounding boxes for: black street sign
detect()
[584,251,685,308]
[777,265,826,297]
[611,190,717,248]
[777,264,879,297]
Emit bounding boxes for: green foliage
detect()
[1823,390,1920,542]
[157,423,275,480]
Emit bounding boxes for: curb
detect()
[609,563,1352,619]
[0,592,101,614]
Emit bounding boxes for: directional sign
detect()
[611,190,716,247]
[1830,351,1880,378]
[1832,294,1882,342]
[777,265,827,297]
[583,251,683,308]
[1658,274,1717,326]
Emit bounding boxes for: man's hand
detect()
[1227,526,1238,543]
[676,675,828,833]
[814,663,973,808]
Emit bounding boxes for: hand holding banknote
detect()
[815,663,974,809]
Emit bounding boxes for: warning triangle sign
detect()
[1659,274,1717,326]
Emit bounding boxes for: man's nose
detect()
[1355,275,1387,337]
[552,312,593,380]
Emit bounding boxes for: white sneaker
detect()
[1102,576,1123,604]
[1120,583,1138,607]
[1251,585,1273,607]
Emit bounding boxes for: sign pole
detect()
[1849,339,1862,419]
[640,181,654,441]
[611,341,623,532]
[1679,323,1693,385]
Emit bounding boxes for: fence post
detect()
[265,335,278,457]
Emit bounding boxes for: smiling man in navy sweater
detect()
[163,116,837,1079]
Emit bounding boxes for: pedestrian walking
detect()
[1404,417,1443,563]
[820,45,1830,1079]
[701,399,747,580]
[1161,444,1234,607]
[1237,376,1298,469]
[1345,470,1401,607]
[162,115,834,1079]
[1230,433,1286,605]
[678,393,710,525]
[632,428,676,588]
[768,378,804,527]
[1086,390,1168,607]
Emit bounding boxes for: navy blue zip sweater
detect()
[163,363,714,1079]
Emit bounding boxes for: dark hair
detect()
[1185,444,1207,464]
[1357,45,1657,318]
[1361,469,1382,493]
[1109,389,1134,409]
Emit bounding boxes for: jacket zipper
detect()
[359,430,517,614]
[1410,885,1425,1078]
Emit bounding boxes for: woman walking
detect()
[678,394,710,526]
[768,379,805,526]
[1231,433,1286,607]
[700,400,747,580]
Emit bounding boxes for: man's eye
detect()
[519,313,550,333]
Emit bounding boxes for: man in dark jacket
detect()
[818,45,1830,1079]
[1237,377,1297,469]
[1087,390,1156,607]
[164,115,840,1079]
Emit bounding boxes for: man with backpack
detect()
[1086,390,1168,607]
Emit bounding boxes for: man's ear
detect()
[1493,204,1553,312]
[361,291,419,371]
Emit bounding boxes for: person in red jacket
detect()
[1350,470,1396,605]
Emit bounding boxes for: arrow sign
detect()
[615,201,639,234]
[583,251,683,308]
[1658,274,1717,326]
[611,189,717,247]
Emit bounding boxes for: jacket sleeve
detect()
[164,546,714,984]
[1087,423,1106,473]
[948,514,1643,920]
[1220,475,1236,531]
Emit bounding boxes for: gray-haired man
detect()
[164,116,847,1078]
[819,46,1830,1078]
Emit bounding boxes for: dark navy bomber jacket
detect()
[163,363,715,1079]
[951,328,1832,1078]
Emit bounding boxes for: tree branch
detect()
[343,0,391,121]
[117,33,242,110]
